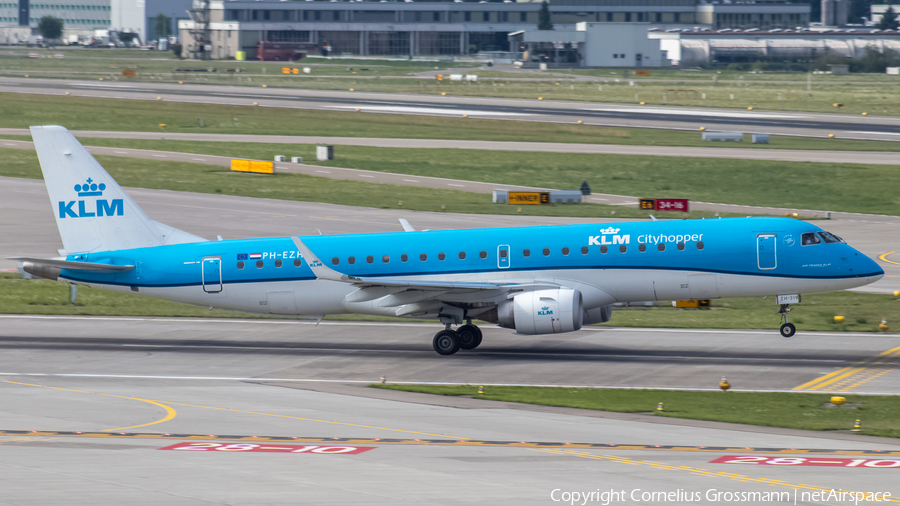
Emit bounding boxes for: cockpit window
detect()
[801,232,821,246]
[818,231,845,244]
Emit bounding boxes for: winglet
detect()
[291,237,356,282]
[399,219,415,232]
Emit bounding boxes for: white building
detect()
[0,0,111,41]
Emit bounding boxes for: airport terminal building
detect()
[178,0,811,60]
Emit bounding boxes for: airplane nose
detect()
[858,251,884,280]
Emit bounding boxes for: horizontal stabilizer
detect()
[10,257,135,272]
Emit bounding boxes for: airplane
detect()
[13,126,885,355]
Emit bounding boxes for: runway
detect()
[4,76,900,141]
[2,315,900,504]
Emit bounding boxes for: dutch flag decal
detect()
[249,253,262,259]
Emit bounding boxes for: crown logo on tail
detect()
[74,178,106,197]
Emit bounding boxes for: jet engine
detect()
[498,289,583,335]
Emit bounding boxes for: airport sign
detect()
[508,192,550,205]
[160,442,376,454]
[640,198,689,212]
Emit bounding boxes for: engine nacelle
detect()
[498,289,583,335]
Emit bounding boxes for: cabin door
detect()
[202,257,222,293]
[757,234,777,271]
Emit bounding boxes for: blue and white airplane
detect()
[15,126,884,355]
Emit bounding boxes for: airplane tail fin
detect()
[30,125,206,254]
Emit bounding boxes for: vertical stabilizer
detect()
[31,125,205,254]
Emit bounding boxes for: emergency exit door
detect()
[498,245,510,269]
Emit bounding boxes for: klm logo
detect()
[537,306,554,316]
[588,227,630,246]
[310,259,323,267]
[58,178,123,219]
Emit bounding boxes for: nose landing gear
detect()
[779,304,796,338]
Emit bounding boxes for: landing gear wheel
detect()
[457,324,483,350]
[780,323,796,338]
[433,330,461,355]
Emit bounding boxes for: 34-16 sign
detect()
[640,198,689,212]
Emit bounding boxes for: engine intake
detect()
[498,289,583,335]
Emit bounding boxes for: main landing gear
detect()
[432,321,483,356]
[779,304,796,338]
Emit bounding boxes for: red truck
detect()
[256,41,318,61]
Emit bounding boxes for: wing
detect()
[291,237,556,305]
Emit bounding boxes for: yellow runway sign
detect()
[508,192,549,205]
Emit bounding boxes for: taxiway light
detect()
[478,386,484,394]
[355,108,360,111]
[24,74,28,77]
[577,120,583,124]
[852,419,861,432]
[178,81,183,84]
[719,377,731,391]
[792,212,799,217]
[747,106,753,110]
[64,91,69,95]
[99,77,103,81]
[517,207,522,213]
[156,96,162,100]
[398,201,402,206]
[828,134,835,138]
[380,375,386,384]
[880,318,889,332]
[555,82,559,85]
[441,92,446,96]
[699,126,705,131]
[262,84,267,88]
[893,291,899,297]
[656,402,663,411]
[862,112,868,115]
[640,101,645,105]
[834,316,845,323]
[349,88,354,91]
[831,396,846,405]
[538,97,543,100]
[253,102,258,106]
[463,114,468,118]
[159,124,166,128]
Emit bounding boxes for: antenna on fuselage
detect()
[648,215,658,222]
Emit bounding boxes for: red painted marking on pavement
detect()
[711,456,900,468]
[159,442,376,454]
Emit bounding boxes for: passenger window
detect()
[293,258,302,267]
[818,231,844,244]
[438,252,446,260]
[581,246,588,255]
[256,260,264,268]
[542,248,550,256]
[382,255,390,263]
[677,242,685,251]
[420,253,427,261]
[658,243,665,252]
[331,257,339,265]
[401,254,408,262]
[638,244,646,252]
[237,261,244,270]
[459,252,466,260]
[348,256,356,264]
[600,245,608,254]
[499,249,508,258]
[523,249,530,257]
[562,247,569,255]
[275,259,283,268]
[619,245,627,253]
[366,256,374,264]
[697,242,704,250]
[479,251,487,259]
[801,232,821,246]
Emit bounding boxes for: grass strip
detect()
[372,385,900,438]
[2,274,896,333]
[3,92,900,152]
[6,134,899,216]
[0,148,756,219]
